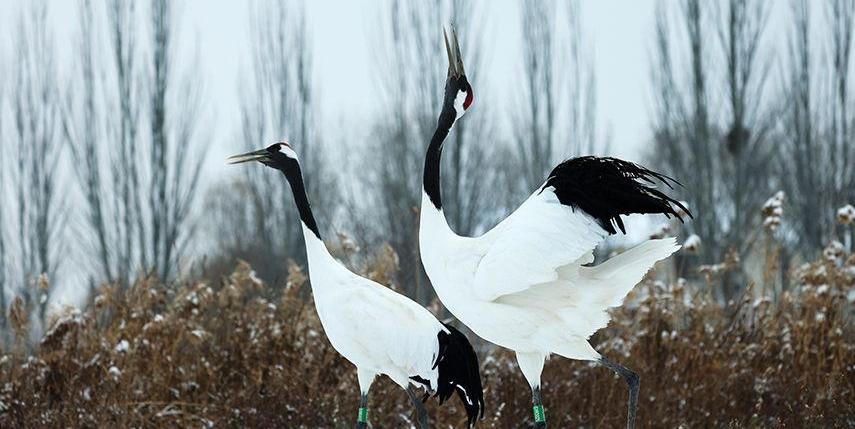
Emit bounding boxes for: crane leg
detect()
[406,385,430,429]
[356,369,375,429]
[355,393,369,429]
[599,356,639,429]
[516,351,547,428]
[532,386,547,429]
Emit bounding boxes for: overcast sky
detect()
[189,0,660,163]
[1,1,797,308]
[0,0,661,164]
[0,1,796,176]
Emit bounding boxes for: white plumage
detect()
[420,190,680,360]
[421,25,690,429]
[303,224,445,390]
[228,142,484,429]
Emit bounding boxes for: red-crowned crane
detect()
[228,142,484,429]
[418,27,691,429]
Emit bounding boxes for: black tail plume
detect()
[431,323,484,427]
[542,156,693,234]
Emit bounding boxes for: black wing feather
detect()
[541,156,692,235]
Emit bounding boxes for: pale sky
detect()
[0,0,657,166]
[0,1,795,309]
[0,0,794,172]
[185,0,660,165]
[187,0,783,169]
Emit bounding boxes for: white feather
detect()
[419,184,679,360]
[472,187,605,301]
[281,145,299,160]
[302,223,444,390]
[453,90,468,119]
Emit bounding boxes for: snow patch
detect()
[108,366,122,380]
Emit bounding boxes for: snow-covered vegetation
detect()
[2,0,855,427]
[1,239,853,427]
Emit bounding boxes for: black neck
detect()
[281,164,321,240]
[423,85,458,210]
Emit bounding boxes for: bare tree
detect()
[63,0,114,285]
[563,0,599,159]
[65,0,145,289]
[106,0,144,285]
[64,0,203,286]
[204,0,331,285]
[514,0,599,197]
[143,0,206,281]
[516,0,559,192]
[654,0,718,262]
[8,0,67,326]
[714,0,775,299]
[0,63,8,345]
[715,0,774,258]
[361,0,445,302]
[780,0,822,252]
[779,0,855,254]
[825,0,855,245]
[651,0,776,299]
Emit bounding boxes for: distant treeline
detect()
[1,0,854,337]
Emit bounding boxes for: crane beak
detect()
[444,24,466,78]
[226,148,271,165]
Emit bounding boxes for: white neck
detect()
[419,191,473,314]
[419,192,458,241]
[301,222,337,279]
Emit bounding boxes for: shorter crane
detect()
[228,141,484,429]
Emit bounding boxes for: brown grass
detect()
[1,253,854,428]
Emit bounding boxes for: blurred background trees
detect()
[1,0,855,332]
[61,0,205,291]
[650,0,777,300]
[514,0,599,195]
[6,0,66,333]
[200,0,334,286]
[1,0,207,338]
[779,0,855,255]
[358,0,446,302]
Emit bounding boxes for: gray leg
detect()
[355,393,369,429]
[599,357,639,429]
[406,385,430,429]
[532,386,547,428]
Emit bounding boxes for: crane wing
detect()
[471,187,606,302]
[335,277,444,377]
[471,156,689,303]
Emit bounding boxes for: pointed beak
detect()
[444,24,466,78]
[226,148,271,165]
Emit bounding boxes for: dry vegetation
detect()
[1,249,854,428]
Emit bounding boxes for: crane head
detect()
[226,141,298,171]
[444,24,473,119]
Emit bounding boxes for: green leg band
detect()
[357,407,369,423]
[533,404,546,423]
